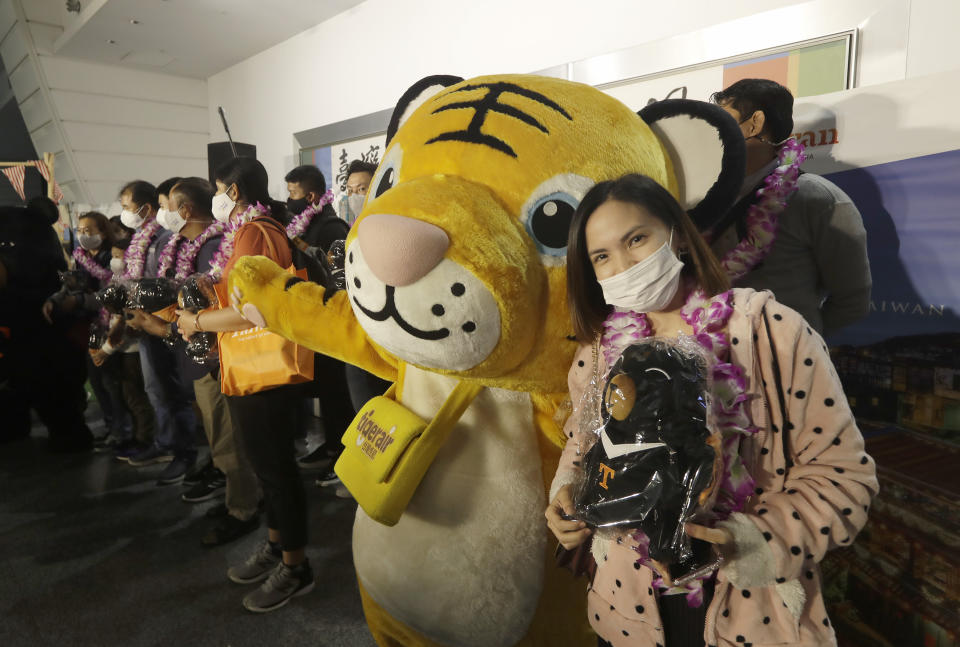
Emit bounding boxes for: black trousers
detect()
[598,580,715,647]
[227,385,307,551]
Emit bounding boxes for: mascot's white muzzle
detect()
[346,216,500,371]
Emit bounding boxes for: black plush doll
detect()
[576,340,721,572]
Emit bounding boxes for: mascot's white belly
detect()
[352,365,546,647]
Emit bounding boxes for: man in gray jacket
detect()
[710,79,871,335]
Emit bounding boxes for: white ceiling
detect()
[23,0,366,79]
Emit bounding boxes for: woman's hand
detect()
[175,309,199,340]
[124,309,169,337]
[545,484,592,550]
[685,522,734,557]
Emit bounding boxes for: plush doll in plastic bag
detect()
[177,274,218,362]
[574,338,723,584]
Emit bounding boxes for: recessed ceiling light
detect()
[130,19,139,25]
[106,39,116,44]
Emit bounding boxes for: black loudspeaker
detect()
[207,142,256,183]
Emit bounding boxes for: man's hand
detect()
[41,300,54,323]
[545,484,592,550]
[124,309,170,337]
[91,349,108,367]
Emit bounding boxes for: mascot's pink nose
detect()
[357,214,450,287]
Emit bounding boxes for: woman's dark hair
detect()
[156,176,183,198]
[567,174,730,343]
[109,214,134,239]
[170,177,215,217]
[284,165,327,195]
[78,211,115,248]
[214,157,287,222]
[710,79,794,143]
[113,237,132,250]
[119,180,159,210]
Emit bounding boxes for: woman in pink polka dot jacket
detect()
[546,174,878,647]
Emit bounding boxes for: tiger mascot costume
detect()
[229,74,744,646]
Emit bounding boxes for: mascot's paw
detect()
[228,255,302,329]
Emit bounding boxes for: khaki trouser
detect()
[193,371,260,521]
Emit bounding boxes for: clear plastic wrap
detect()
[326,239,346,292]
[128,277,179,313]
[573,337,724,584]
[96,280,133,314]
[177,274,218,363]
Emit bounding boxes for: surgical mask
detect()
[110,258,126,274]
[337,193,365,224]
[286,197,309,215]
[597,229,684,312]
[212,191,236,223]
[157,207,186,233]
[78,233,102,251]
[120,205,146,229]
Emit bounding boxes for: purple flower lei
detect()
[121,219,161,280]
[156,220,226,281]
[718,138,807,282]
[71,246,112,283]
[207,202,269,281]
[285,189,334,239]
[600,287,758,606]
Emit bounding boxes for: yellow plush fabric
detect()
[229,74,682,647]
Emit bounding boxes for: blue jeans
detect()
[138,336,196,459]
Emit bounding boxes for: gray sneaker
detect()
[128,445,175,467]
[242,560,315,613]
[227,540,282,584]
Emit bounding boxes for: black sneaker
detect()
[183,456,213,487]
[242,560,315,613]
[156,456,193,485]
[201,513,260,547]
[316,469,341,487]
[181,468,226,503]
[296,444,336,471]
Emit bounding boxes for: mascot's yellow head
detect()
[344,74,743,393]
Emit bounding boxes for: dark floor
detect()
[0,416,377,647]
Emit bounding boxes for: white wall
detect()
[206,0,810,198]
[207,0,960,200]
[0,0,208,209]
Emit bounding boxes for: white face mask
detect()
[157,207,186,233]
[597,229,684,313]
[212,190,236,223]
[110,258,126,274]
[338,193,365,224]
[120,204,146,229]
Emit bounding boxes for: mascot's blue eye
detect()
[526,192,577,256]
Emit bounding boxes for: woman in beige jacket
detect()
[546,174,878,647]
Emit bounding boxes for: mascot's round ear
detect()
[27,196,60,226]
[639,99,746,232]
[386,75,465,146]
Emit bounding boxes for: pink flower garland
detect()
[156,220,226,281]
[120,219,161,280]
[207,202,269,281]
[285,189,334,239]
[718,138,807,282]
[71,246,112,283]
[600,286,758,607]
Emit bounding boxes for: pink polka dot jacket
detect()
[550,288,879,647]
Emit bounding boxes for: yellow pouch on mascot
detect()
[336,381,483,526]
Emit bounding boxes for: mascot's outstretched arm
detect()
[228,255,398,381]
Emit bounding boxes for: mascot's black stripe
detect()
[426,81,572,158]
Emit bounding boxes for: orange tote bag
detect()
[215,221,314,396]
